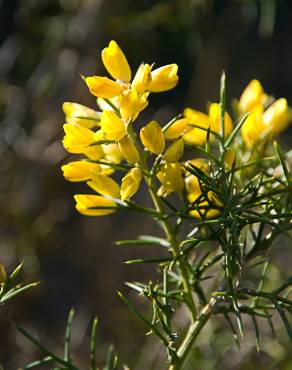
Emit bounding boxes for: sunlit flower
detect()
[238,79,267,114]
[149,64,178,92]
[61,161,102,182]
[140,121,165,154]
[74,194,116,216]
[157,163,184,196]
[120,168,142,201]
[100,110,127,142]
[63,102,100,129]
[164,138,184,163]
[87,175,120,198]
[118,136,140,164]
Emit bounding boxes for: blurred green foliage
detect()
[0,0,292,369]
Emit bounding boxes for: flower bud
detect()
[120,168,142,201]
[164,138,184,162]
[74,194,116,216]
[164,118,190,140]
[63,124,95,153]
[101,40,131,82]
[140,121,165,154]
[118,136,140,164]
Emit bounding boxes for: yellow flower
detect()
[100,110,126,141]
[87,175,120,198]
[238,80,267,114]
[0,264,6,283]
[182,109,210,145]
[63,124,95,153]
[262,98,291,136]
[241,99,291,148]
[164,118,190,140]
[61,161,101,182]
[120,89,148,121]
[120,168,142,201]
[157,163,184,196]
[102,143,123,163]
[74,194,116,216]
[132,63,152,93]
[182,104,233,145]
[164,138,184,162]
[63,102,100,129]
[85,76,122,99]
[101,40,131,82]
[140,121,165,154]
[208,103,233,137]
[149,64,178,92]
[118,136,140,164]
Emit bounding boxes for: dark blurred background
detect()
[0,0,292,369]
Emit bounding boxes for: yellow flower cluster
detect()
[239,80,292,148]
[61,41,291,219]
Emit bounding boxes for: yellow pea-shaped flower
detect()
[208,103,233,137]
[157,163,184,196]
[164,138,184,163]
[263,98,291,136]
[238,79,266,114]
[118,136,140,164]
[120,168,142,201]
[74,194,116,216]
[120,89,148,121]
[100,110,126,142]
[86,76,122,99]
[182,109,210,145]
[241,105,264,148]
[132,63,152,93]
[63,102,100,129]
[149,64,178,92]
[140,121,165,154]
[87,175,120,198]
[62,124,95,153]
[164,118,190,140]
[101,40,131,82]
[61,161,101,182]
[188,192,221,220]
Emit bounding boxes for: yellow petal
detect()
[149,64,178,92]
[263,98,291,136]
[120,168,142,201]
[132,63,152,93]
[74,194,116,216]
[63,102,100,128]
[164,138,184,162]
[182,108,210,145]
[238,80,267,114]
[140,121,165,154]
[156,163,184,196]
[87,175,120,198]
[62,124,95,153]
[101,40,131,82]
[83,145,104,160]
[86,76,122,99]
[100,110,126,142]
[208,103,233,137]
[61,161,101,182]
[241,105,265,148]
[118,136,140,164]
[164,118,190,140]
[102,143,123,163]
[120,89,148,121]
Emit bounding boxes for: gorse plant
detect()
[3,41,291,369]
